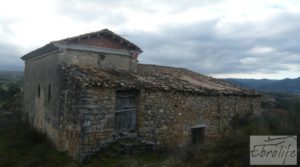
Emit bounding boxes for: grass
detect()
[83,136,167,167]
[0,118,167,167]
[0,111,79,167]
[0,99,10,108]
[86,152,167,167]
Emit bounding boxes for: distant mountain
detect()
[225,78,300,94]
[0,63,24,71]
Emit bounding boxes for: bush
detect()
[0,82,21,107]
[7,82,20,97]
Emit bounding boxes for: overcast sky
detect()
[0,0,299,79]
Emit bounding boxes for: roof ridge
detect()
[21,29,143,60]
[54,29,110,43]
[55,28,142,52]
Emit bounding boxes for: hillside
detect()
[0,71,23,85]
[0,71,23,106]
[225,77,300,94]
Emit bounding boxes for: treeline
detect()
[0,82,22,105]
[0,71,23,106]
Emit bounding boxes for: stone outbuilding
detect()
[21,29,261,161]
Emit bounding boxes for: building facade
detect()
[21,29,261,161]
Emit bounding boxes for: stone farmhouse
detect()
[21,29,261,161]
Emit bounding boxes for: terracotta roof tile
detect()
[61,63,260,96]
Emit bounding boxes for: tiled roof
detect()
[57,29,142,52]
[21,29,142,60]
[21,43,58,60]
[61,63,260,96]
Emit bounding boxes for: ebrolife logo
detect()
[250,136,297,165]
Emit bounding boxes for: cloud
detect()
[249,47,275,55]
[126,10,300,79]
[0,0,299,78]
[0,41,23,71]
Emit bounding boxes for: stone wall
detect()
[58,73,82,160]
[59,49,136,72]
[23,48,137,161]
[53,86,117,160]
[76,88,116,159]
[138,90,261,146]
[23,52,65,149]
[69,87,260,160]
[23,51,88,160]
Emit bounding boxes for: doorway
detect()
[114,91,138,132]
[191,127,205,145]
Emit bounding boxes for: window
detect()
[97,53,106,67]
[191,127,205,145]
[38,84,40,98]
[114,91,138,132]
[48,84,51,102]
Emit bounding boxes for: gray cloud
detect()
[1,0,299,78]
[53,0,222,26]
[0,17,24,71]
[53,0,130,25]
[0,41,23,71]
[123,11,300,77]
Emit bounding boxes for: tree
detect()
[0,85,7,101]
[7,82,20,98]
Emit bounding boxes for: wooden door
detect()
[115,91,137,132]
